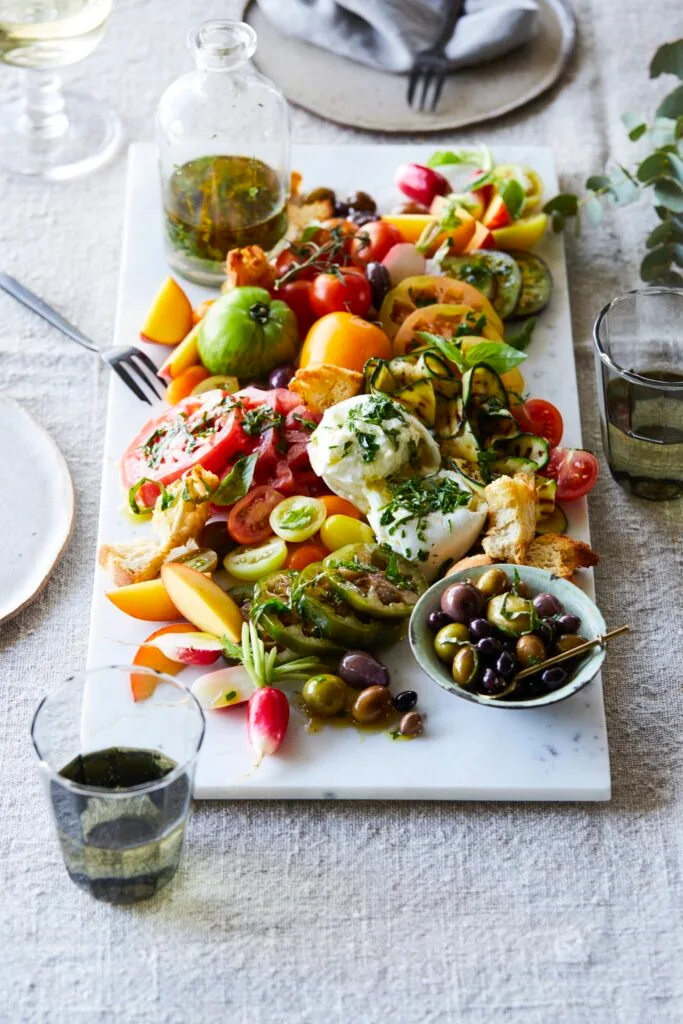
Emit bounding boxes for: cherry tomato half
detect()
[227,485,285,544]
[276,279,316,334]
[285,541,330,572]
[512,398,564,448]
[546,447,599,502]
[310,267,371,318]
[351,220,403,265]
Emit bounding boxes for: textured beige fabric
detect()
[1,1,683,1021]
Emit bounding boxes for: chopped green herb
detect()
[242,406,285,436]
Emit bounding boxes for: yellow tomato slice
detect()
[492,214,548,252]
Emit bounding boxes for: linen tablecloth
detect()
[1,2,682,1021]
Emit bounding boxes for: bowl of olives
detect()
[408,564,606,709]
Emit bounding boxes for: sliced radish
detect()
[382,243,426,287]
[151,631,224,666]
[247,686,290,764]
[191,665,256,710]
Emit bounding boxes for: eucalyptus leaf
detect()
[650,40,683,80]
[654,177,683,212]
[646,221,677,247]
[211,452,258,506]
[584,195,604,226]
[585,174,611,192]
[640,244,678,280]
[622,112,647,140]
[657,84,683,119]
[637,151,671,182]
[543,194,578,216]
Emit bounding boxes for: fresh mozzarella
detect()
[308,394,440,513]
[366,471,487,581]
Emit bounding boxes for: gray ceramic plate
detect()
[409,564,606,709]
[244,0,575,133]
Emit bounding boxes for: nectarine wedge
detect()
[463,221,495,253]
[160,562,243,641]
[158,322,201,381]
[106,578,183,622]
[140,276,193,346]
[131,622,198,701]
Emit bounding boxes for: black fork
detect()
[407,1,464,113]
[0,272,165,405]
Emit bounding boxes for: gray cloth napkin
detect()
[255,0,539,73]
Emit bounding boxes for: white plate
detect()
[87,143,610,801]
[0,395,74,623]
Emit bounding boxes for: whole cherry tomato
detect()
[274,246,318,282]
[276,279,316,334]
[511,398,564,448]
[351,220,403,265]
[310,267,372,318]
[546,447,599,502]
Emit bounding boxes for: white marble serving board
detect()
[87,143,610,800]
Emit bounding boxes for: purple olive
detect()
[427,608,452,633]
[366,261,391,309]
[496,650,517,679]
[542,666,568,690]
[476,636,503,665]
[440,582,484,625]
[469,617,496,641]
[533,592,564,618]
[537,619,557,647]
[338,650,389,690]
[480,668,506,695]
[268,364,296,390]
[557,613,581,635]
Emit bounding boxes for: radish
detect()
[191,665,256,709]
[247,686,290,765]
[381,242,426,287]
[149,631,223,666]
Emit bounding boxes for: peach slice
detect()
[191,665,256,710]
[463,221,495,253]
[140,276,193,346]
[131,622,198,702]
[157,322,202,381]
[160,562,243,641]
[482,194,512,231]
[151,631,223,666]
[106,578,183,622]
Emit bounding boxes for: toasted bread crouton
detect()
[222,245,276,292]
[481,473,537,564]
[286,199,335,241]
[525,533,599,580]
[446,553,494,577]
[289,364,363,414]
[98,466,219,586]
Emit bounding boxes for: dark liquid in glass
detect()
[604,368,683,500]
[53,747,190,904]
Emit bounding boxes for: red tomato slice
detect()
[121,391,244,505]
[512,399,564,448]
[227,485,284,544]
[546,447,599,501]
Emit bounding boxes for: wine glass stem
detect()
[18,69,69,140]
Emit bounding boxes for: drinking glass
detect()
[0,0,121,179]
[31,666,205,904]
[593,288,683,501]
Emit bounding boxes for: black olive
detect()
[393,690,418,712]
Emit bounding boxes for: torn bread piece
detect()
[525,533,599,580]
[289,364,363,414]
[99,466,219,587]
[481,473,537,565]
[222,245,276,292]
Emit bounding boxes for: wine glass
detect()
[0,0,121,180]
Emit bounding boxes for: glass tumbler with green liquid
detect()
[594,288,683,500]
[31,666,205,904]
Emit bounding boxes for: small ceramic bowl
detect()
[409,564,606,710]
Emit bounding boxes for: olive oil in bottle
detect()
[53,747,190,904]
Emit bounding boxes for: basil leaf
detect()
[499,178,525,220]
[464,341,527,374]
[211,453,258,506]
[427,145,494,172]
[504,318,537,351]
[415,331,467,372]
[128,477,174,516]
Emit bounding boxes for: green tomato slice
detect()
[269,496,327,542]
[223,536,288,582]
[251,570,343,657]
[323,543,428,620]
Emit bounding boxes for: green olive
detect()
[302,674,347,717]
[475,568,509,599]
[452,644,480,689]
[434,622,471,662]
[487,593,535,637]
[555,634,588,654]
[516,634,547,667]
[351,685,393,724]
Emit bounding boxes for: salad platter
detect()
[87,142,610,800]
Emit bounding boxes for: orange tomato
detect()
[320,495,362,520]
[299,312,392,373]
[192,298,215,324]
[165,365,210,405]
[285,541,330,572]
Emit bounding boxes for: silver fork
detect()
[0,272,165,405]
[407,0,464,113]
